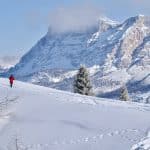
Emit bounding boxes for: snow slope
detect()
[0,78,150,150]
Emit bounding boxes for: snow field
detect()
[0,78,150,150]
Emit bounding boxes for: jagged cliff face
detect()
[117,16,147,67]
[6,15,150,102]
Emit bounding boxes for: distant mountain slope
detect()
[5,15,150,102]
[0,78,150,150]
[0,56,19,70]
[0,66,9,73]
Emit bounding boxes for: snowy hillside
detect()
[4,15,150,102]
[0,78,150,150]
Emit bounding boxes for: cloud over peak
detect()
[48,3,102,33]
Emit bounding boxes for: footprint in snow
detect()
[107,132,114,136]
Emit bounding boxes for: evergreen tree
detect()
[145,96,150,104]
[119,85,129,101]
[74,66,93,96]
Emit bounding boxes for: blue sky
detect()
[0,0,150,58]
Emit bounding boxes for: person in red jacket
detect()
[9,74,15,88]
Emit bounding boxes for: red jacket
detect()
[9,75,15,83]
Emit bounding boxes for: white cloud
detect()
[47,3,102,33]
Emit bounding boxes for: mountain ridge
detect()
[4,14,150,102]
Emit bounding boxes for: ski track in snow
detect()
[0,84,20,137]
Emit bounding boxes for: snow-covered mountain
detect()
[5,15,150,102]
[0,78,150,150]
[0,66,9,73]
[0,56,19,71]
[0,66,5,73]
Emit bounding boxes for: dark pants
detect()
[10,82,13,88]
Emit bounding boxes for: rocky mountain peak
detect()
[123,15,145,27]
[115,15,149,68]
[98,17,119,33]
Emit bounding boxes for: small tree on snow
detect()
[74,66,93,96]
[120,85,129,101]
[7,135,26,150]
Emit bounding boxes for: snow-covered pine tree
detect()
[119,85,129,101]
[74,66,93,96]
